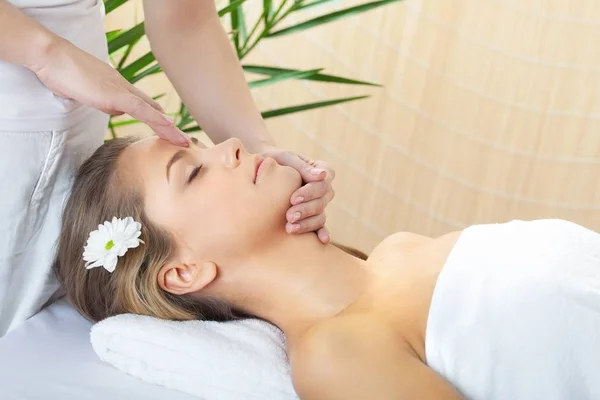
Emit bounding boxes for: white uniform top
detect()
[0,0,108,132]
[426,219,600,399]
[0,0,108,335]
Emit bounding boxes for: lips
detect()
[253,157,273,184]
[254,156,264,184]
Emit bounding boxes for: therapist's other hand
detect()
[262,145,335,243]
[30,37,190,147]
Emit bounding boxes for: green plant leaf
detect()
[261,95,369,118]
[271,0,291,22]
[104,0,129,14]
[293,0,339,11]
[229,0,248,54]
[177,104,195,128]
[248,68,323,88]
[266,0,401,37]
[108,22,145,54]
[109,118,141,128]
[129,64,162,84]
[243,65,381,86]
[263,0,274,22]
[116,37,142,70]
[218,0,247,17]
[182,95,369,132]
[105,29,122,42]
[119,52,156,80]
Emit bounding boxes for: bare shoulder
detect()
[368,232,433,261]
[369,230,463,263]
[289,316,402,398]
[289,316,462,400]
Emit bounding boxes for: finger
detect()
[114,92,190,147]
[129,85,165,113]
[317,227,331,244]
[290,180,329,206]
[313,160,336,182]
[286,213,326,235]
[275,151,327,183]
[286,198,326,223]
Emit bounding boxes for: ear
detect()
[157,260,217,296]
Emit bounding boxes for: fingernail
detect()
[310,168,325,175]
[321,233,330,243]
[294,196,304,205]
[162,114,175,124]
[179,132,191,146]
[286,224,299,233]
[293,212,301,222]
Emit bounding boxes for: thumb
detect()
[114,91,190,147]
[274,151,325,183]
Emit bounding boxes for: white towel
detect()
[426,219,600,399]
[90,314,298,400]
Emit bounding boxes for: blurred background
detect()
[106,0,600,254]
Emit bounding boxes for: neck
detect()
[218,233,372,339]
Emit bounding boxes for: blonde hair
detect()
[53,137,367,323]
[53,137,237,322]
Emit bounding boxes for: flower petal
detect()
[104,254,118,272]
[85,258,105,269]
[123,238,141,249]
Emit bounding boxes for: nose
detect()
[216,138,245,168]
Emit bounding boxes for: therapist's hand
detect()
[30,36,190,147]
[262,145,335,244]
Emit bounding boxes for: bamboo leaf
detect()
[104,0,129,14]
[243,65,381,86]
[266,0,401,37]
[110,118,141,128]
[108,22,145,54]
[116,37,142,70]
[293,0,337,11]
[105,29,122,42]
[261,95,369,118]
[119,52,156,80]
[218,0,247,17]
[182,95,369,133]
[183,125,202,133]
[177,104,195,128]
[263,0,274,22]
[229,1,248,54]
[129,64,162,84]
[248,68,323,89]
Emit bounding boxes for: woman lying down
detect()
[54,135,600,400]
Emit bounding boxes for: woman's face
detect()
[122,136,302,262]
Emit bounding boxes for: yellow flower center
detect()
[105,240,115,250]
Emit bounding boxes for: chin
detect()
[260,163,302,209]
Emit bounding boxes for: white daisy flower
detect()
[83,216,144,273]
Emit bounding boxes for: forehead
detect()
[124,135,204,161]
[119,136,204,181]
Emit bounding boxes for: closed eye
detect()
[187,165,202,184]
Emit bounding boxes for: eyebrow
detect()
[165,137,200,182]
[166,150,186,183]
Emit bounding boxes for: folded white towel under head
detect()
[90,314,298,400]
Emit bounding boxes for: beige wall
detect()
[107,0,600,253]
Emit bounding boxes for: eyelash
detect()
[187,165,202,184]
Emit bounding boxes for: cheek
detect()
[185,167,301,256]
[187,176,256,247]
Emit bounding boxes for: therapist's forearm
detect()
[0,0,57,70]
[143,1,274,152]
